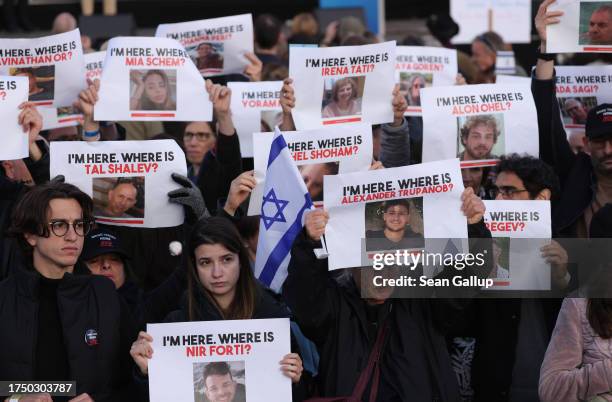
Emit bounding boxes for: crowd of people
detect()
[2,0,612,401]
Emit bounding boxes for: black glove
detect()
[167,173,210,224]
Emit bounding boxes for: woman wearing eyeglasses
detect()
[0,181,138,401]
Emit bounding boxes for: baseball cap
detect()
[81,228,129,261]
[586,104,612,140]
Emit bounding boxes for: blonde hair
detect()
[292,13,318,37]
[331,77,358,102]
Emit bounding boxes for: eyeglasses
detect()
[47,219,93,237]
[183,131,214,142]
[488,186,529,199]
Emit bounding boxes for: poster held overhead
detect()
[248,123,373,215]
[289,41,396,129]
[395,46,457,116]
[228,81,283,157]
[421,83,539,169]
[94,37,212,122]
[554,65,612,129]
[40,51,104,130]
[0,76,29,160]
[50,139,187,228]
[156,14,253,77]
[85,50,105,82]
[548,0,612,53]
[0,29,86,107]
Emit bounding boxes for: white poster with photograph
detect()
[395,46,457,116]
[147,318,291,402]
[450,0,532,44]
[50,140,187,228]
[421,83,538,169]
[0,29,85,107]
[156,14,253,77]
[548,0,612,53]
[0,76,29,160]
[39,51,104,130]
[40,105,83,130]
[555,65,612,128]
[94,37,212,122]
[248,123,373,216]
[228,80,282,157]
[323,159,466,271]
[289,41,396,129]
[483,200,551,290]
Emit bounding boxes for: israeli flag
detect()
[254,127,313,292]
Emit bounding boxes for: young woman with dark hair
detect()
[130,217,304,397]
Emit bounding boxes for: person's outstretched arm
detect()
[532,0,575,186]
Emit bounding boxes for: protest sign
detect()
[548,0,612,53]
[0,76,29,160]
[0,29,85,107]
[227,80,282,157]
[147,318,291,402]
[395,46,457,116]
[50,140,187,228]
[289,41,395,129]
[554,65,612,128]
[156,14,253,77]
[421,83,538,168]
[39,51,104,130]
[323,159,466,270]
[248,123,373,215]
[40,105,83,130]
[85,50,105,82]
[94,37,212,122]
[483,200,551,290]
[450,0,532,44]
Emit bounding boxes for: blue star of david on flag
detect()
[254,127,314,292]
[261,189,289,230]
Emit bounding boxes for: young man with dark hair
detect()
[458,115,500,161]
[200,362,246,402]
[459,153,568,402]
[0,181,137,401]
[491,153,560,201]
[365,199,424,251]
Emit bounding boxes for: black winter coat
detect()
[531,72,595,236]
[0,263,137,401]
[283,222,492,402]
